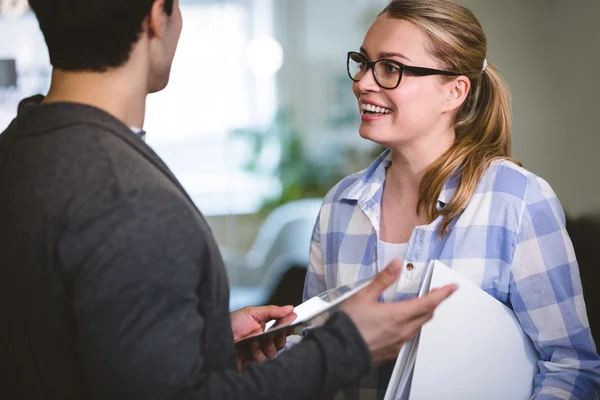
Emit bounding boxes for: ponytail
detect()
[417,63,521,236]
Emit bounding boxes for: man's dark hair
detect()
[28,0,174,71]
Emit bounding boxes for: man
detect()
[0,0,456,398]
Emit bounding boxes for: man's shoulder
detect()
[0,117,123,182]
[2,96,133,146]
[0,104,165,221]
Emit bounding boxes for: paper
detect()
[385,260,538,400]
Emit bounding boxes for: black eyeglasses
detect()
[347,51,461,90]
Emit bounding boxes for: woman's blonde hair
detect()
[379,0,520,236]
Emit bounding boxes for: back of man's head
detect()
[28,0,174,72]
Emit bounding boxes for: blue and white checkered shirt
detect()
[304,149,600,399]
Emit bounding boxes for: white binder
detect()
[384,260,539,400]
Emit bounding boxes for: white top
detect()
[380,240,408,302]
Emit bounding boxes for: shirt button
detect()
[406,263,414,271]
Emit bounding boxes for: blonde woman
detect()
[303,0,600,398]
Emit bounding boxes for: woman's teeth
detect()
[361,103,392,114]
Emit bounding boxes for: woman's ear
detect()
[442,75,470,113]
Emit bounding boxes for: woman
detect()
[303,0,600,398]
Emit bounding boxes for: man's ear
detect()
[147,0,169,38]
[442,75,470,113]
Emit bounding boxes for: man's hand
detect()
[231,305,296,370]
[341,260,457,365]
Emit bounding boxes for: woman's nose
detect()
[354,68,380,93]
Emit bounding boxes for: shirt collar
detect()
[130,127,146,141]
[339,148,390,203]
[339,148,462,210]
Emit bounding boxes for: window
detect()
[0,11,50,125]
[0,0,281,216]
[146,0,280,215]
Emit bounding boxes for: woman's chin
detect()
[359,126,391,145]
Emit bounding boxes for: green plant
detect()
[231,108,347,215]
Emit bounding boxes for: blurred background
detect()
[1,0,598,336]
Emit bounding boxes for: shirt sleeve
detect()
[303,210,328,302]
[60,188,371,400]
[509,177,600,400]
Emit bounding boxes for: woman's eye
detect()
[383,62,400,74]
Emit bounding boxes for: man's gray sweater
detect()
[0,96,371,399]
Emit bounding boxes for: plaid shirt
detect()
[304,149,600,400]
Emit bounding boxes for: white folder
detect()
[384,260,539,400]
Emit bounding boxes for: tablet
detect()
[234,276,374,345]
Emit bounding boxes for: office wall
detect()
[460,0,600,217]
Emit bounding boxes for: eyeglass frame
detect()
[347,51,462,90]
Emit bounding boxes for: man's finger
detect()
[251,305,295,323]
[250,339,267,363]
[389,284,458,321]
[400,310,435,335]
[270,312,297,330]
[260,335,279,358]
[360,259,402,299]
[274,330,287,350]
[420,284,458,308]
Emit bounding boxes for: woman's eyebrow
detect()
[378,51,412,62]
